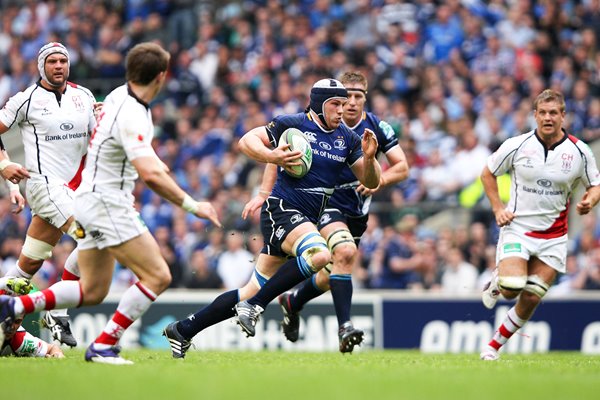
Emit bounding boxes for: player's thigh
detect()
[498,256,528,276]
[26,215,63,245]
[108,231,170,282]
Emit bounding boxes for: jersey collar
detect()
[36,78,66,104]
[533,128,568,151]
[127,84,150,110]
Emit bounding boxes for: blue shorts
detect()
[317,209,368,247]
[260,196,312,257]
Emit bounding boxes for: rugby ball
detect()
[278,128,312,178]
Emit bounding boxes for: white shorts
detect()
[496,225,567,273]
[26,179,74,229]
[74,191,147,250]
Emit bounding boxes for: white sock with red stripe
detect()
[13,280,83,316]
[487,306,528,352]
[62,247,80,280]
[51,248,81,317]
[93,282,157,349]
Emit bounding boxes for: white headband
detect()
[37,42,70,84]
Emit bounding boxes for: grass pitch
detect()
[2,350,599,400]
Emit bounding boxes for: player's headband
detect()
[38,42,70,85]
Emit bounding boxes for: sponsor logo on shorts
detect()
[90,230,105,241]
[503,243,522,253]
[290,214,303,224]
[320,213,331,225]
[275,226,285,240]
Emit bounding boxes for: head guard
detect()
[309,78,347,128]
[37,42,70,86]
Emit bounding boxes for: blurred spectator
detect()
[438,246,479,295]
[185,248,224,290]
[216,230,254,290]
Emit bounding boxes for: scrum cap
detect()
[38,42,70,85]
[309,78,347,128]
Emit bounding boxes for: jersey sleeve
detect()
[0,91,28,129]
[346,129,364,167]
[118,112,157,161]
[10,328,49,357]
[487,137,518,176]
[265,115,296,148]
[376,119,399,153]
[577,141,600,188]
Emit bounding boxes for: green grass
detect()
[2,350,599,400]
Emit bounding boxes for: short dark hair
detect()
[125,42,170,85]
[338,71,368,92]
[533,89,565,113]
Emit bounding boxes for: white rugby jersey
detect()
[0,81,96,188]
[78,84,156,196]
[488,130,600,238]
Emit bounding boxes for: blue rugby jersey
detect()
[265,112,363,223]
[326,111,398,217]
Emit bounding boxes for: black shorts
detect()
[317,209,368,247]
[260,196,313,257]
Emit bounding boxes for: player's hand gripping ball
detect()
[279,128,312,178]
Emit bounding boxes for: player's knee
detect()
[292,232,329,272]
[498,275,527,298]
[522,274,550,299]
[328,229,357,263]
[315,269,331,291]
[22,236,54,261]
[82,284,110,305]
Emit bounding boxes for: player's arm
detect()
[242,163,277,220]
[239,126,302,168]
[350,128,381,189]
[131,156,221,227]
[576,185,600,215]
[481,165,514,226]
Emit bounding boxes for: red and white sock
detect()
[487,306,528,351]
[94,282,157,349]
[62,248,80,280]
[13,280,83,316]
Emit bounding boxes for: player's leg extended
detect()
[481,257,555,360]
[98,232,171,347]
[164,254,285,358]
[236,223,330,337]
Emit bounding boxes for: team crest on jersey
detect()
[71,95,85,111]
[561,153,573,173]
[333,138,346,150]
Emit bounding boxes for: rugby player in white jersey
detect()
[0,42,221,364]
[479,89,600,360]
[0,42,99,347]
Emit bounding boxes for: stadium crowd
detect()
[1,0,600,294]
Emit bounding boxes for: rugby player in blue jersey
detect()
[244,72,409,352]
[163,78,381,357]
